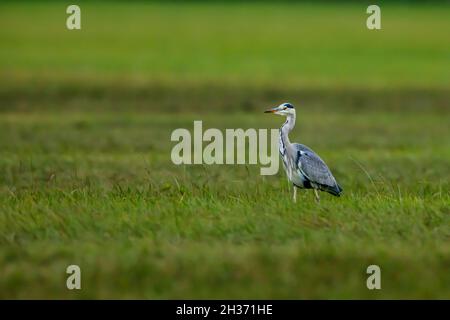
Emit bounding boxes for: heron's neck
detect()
[280,113,296,147]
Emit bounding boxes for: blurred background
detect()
[0,1,449,299]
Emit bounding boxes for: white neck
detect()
[280,112,296,147]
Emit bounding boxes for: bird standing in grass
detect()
[265,103,342,202]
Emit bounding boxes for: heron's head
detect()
[264,103,295,116]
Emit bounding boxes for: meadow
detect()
[0,2,449,299]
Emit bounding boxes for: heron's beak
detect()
[264,107,278,113]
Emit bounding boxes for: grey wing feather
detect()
[293,143,337,188]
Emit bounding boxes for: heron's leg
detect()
[293,186,297,203]
[314,189,320,203]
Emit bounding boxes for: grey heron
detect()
[265,102,342,202]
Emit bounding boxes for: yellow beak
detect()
[264,107,277,113]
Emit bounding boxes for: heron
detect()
[264,102,342,202]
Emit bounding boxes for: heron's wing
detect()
[293,144,337,188]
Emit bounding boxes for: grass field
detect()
[0,2,449,299]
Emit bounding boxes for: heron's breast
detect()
[291,170,309,188]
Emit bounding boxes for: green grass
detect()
[1,108,449,298]
[0,2,449,299]
[1,2,449,88]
